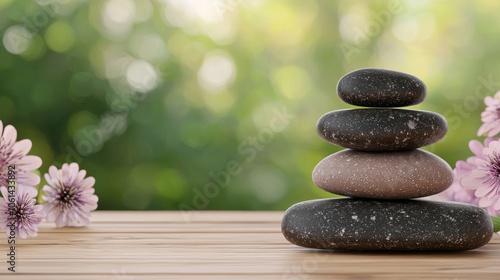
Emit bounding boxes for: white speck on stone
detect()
[352,215,358,221]
[389,217,393,220]
[407,120,416,129]
[371,216,376,221]
[442,214,456,222]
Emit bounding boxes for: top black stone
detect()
[337,68,426,107]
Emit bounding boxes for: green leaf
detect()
[492,216,500,232]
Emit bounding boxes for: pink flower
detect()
[426,138,498,216]
[42,163,98,227]
[478,91,500,137]
[457,137,498,177]
[462,140,500,211]
[427,171,478,204]
[0,185,45,239]
[0,121,42,188]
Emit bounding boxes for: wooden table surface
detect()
[1,211,500,279]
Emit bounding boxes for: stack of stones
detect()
[282,68,493,251]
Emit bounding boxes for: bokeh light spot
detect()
[102,0,136,37]
[125,60,159,93]
[129,31,167,62]
[155,169,187,200]
[44,20,76,53]
[21,34,45,61]
[3,25,32,55]
[197,50,236,94]
[0,0,12,8]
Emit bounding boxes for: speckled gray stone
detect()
[337,68,426,107]
[281,198,493,251]
[317,109,447,151]
[312,149,453,199]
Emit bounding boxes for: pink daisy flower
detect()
[42,163,98,227]
[426,138,498,216]
[462,140,500,211]
[0,185,46,239]
[426,171,479,204]
[478,91,500,137]
[0,121,42,188]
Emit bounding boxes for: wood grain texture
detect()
[1,211,499,279]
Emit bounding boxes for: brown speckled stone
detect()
[337,68,426,107]
[312,149,453,199]
[281,198,493,251]
[317,109,447,151]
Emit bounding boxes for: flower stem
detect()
[492,216,500,232]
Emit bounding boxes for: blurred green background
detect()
[0,0,498,210]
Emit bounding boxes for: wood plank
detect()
[1,211,499,279]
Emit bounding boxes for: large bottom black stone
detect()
[282,198,493,251]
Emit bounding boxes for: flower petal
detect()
[479,196,495,208]
[475,183,494,197]
[469,140,485,157]
[461,178,480,190]
[2,125,17,146]
[17,155,43,171]
[489,125,500,137]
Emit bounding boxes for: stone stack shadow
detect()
[281,68,493,251]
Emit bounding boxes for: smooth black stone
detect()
[281,198,493,251]
[317,109,447,151]
[337,68,426,107]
